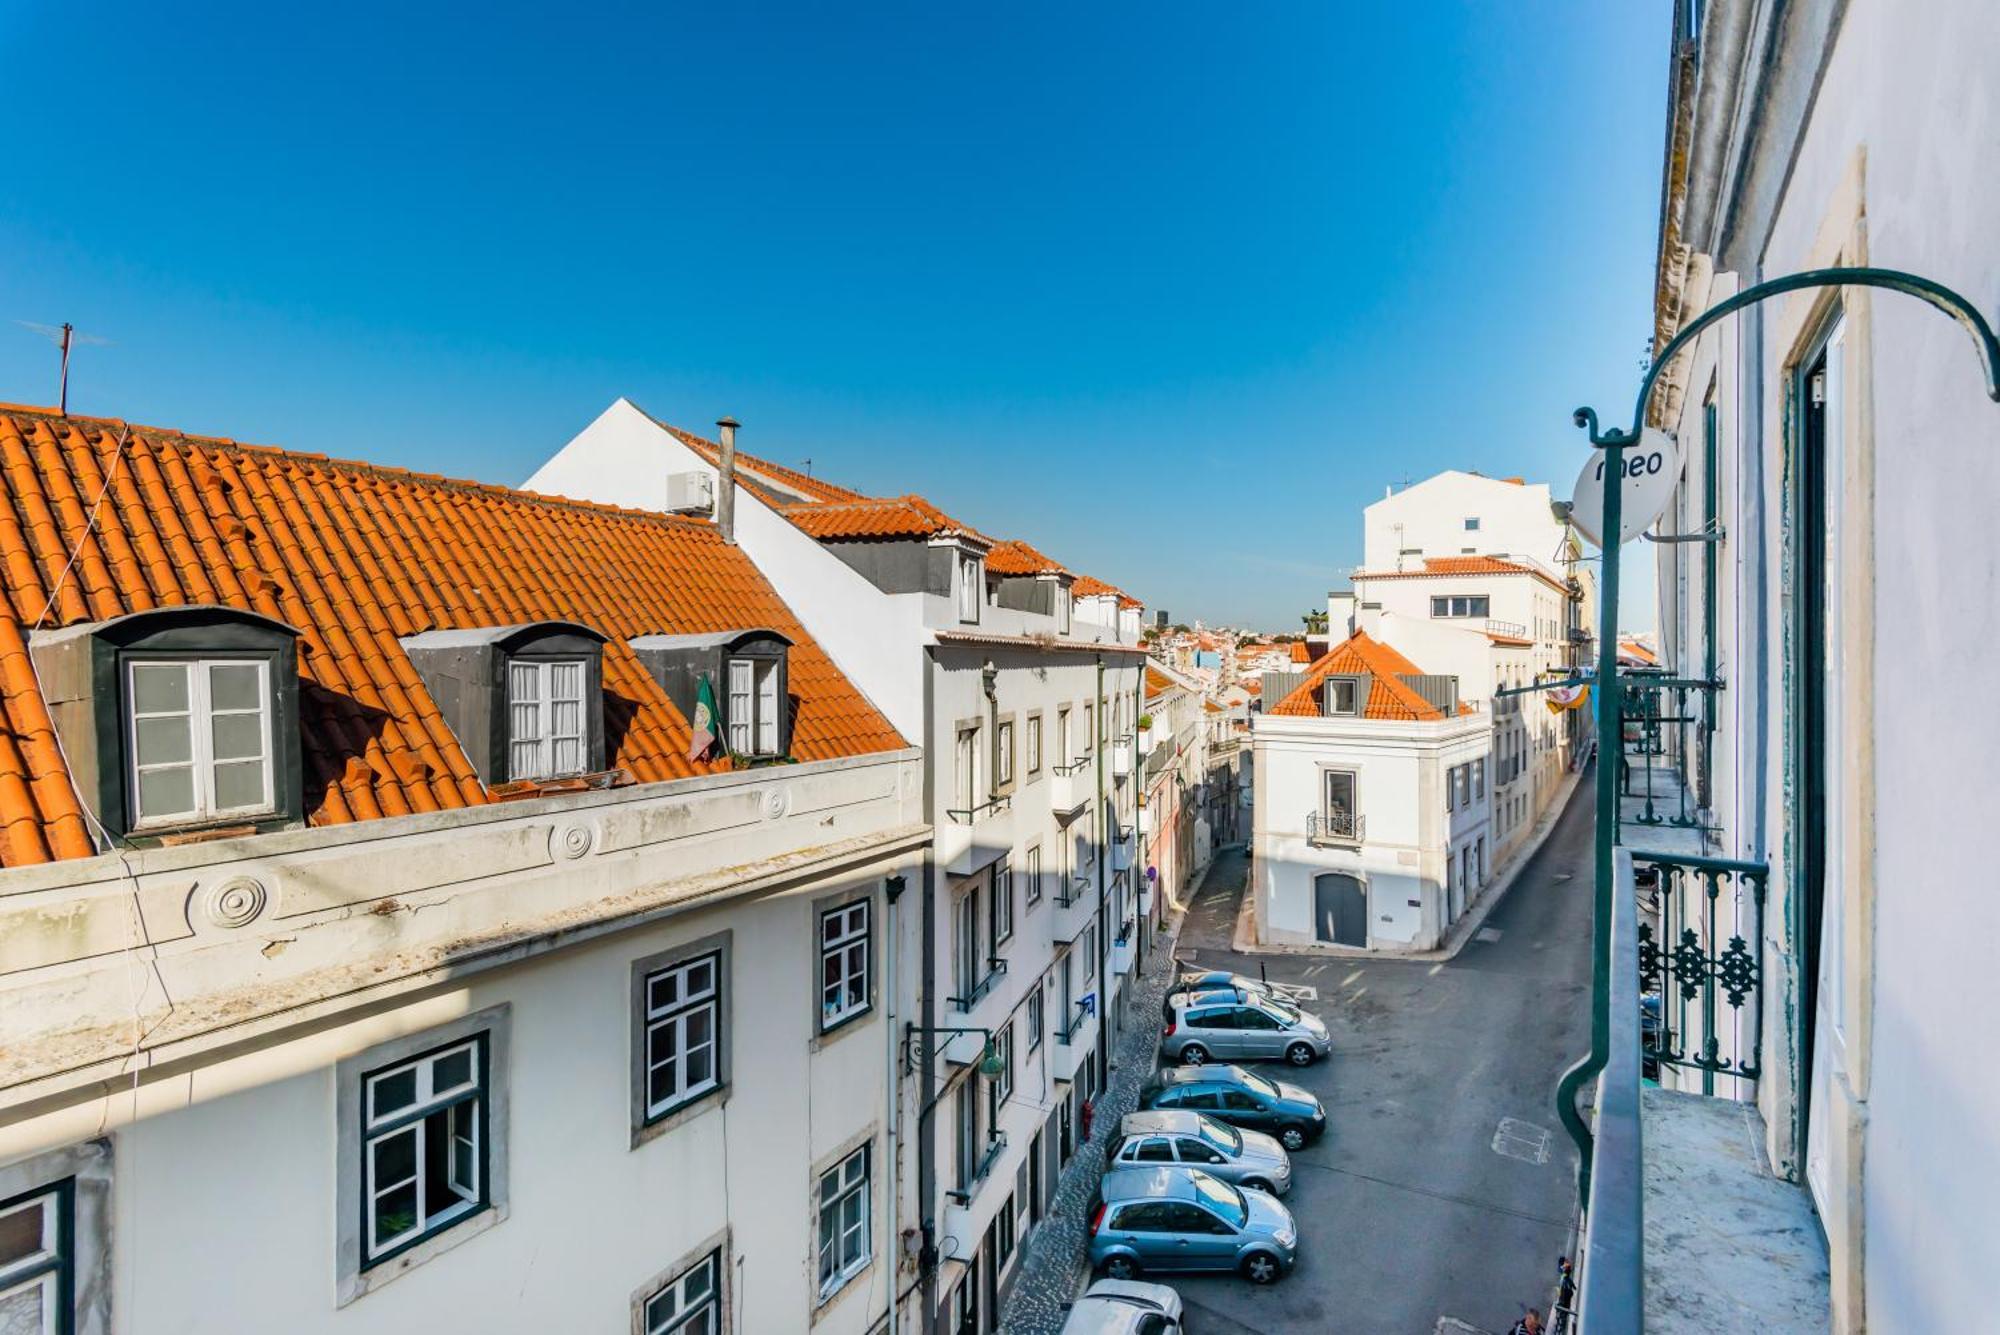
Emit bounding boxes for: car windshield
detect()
[1196,1116,1242,1154]
[1263,999,1301,1025]
[1192,1172,1248,1228]
[1236,1069,1279,1098]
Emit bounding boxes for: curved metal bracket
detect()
[1573,267,2000,449]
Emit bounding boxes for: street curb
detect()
[1225,763,1590,964]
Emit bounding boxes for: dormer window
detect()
[1057,587,1072,635]
[957,553,982,624]
[726,654,782,756]
[629,629,795,763]
[1323,677,1364,717]
[128,658,275,826]
[506,658,590,781]
[402,622,609,788]
[28,605,304,844]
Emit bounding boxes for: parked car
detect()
[1163,970,1277,1017]
[1105,1109,1293,1194]
[1059,1278,1185,1334]
[1137,1065,1327,1151]
[1161,990,1330,1067]
[1091,1165,1297,1284]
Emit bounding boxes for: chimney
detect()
[715,416,740,544]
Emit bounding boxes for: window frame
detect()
[506,655,593,782]
[1024,710,1043,777]
[1428,595,1492,619]
[635,1239,728,1335]
[993,716,1016,794]
[1026,980,1045,1051]
[815,1142,873,1302]
[1324,677,1361,716]
[991,858,1015,946]
[724,653,785,759]
[957,553,983,624]
[336,1005,511,1306]
[817,894,873,1035]
[1024,843,1043,908]
[124,656,277,830]
[358,1035,492,1271]
[630,933,732,1146]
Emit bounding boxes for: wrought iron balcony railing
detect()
[946,1130,1010,1204]
[948,957,1008,1012]
[1636,851,1767,1093]
[944,794,1012,824]
[1305,809,1365,846]
[1058,998,1092,1045]
[1056,873,1091,909]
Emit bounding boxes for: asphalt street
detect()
[1167,772,1595,1334]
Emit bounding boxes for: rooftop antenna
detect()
[17,321,110,415]
[801,457,813,478]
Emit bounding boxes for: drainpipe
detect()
[885,869,905,1335]
[916,651,938,1335]
[715,416,740,544]
[1094,655,1110,1093]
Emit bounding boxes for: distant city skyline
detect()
[0,2,1666,630]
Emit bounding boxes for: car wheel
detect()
[1285,1042,1315,1066]
[1278,1124,1308,1151]
[1241,1177,1273,1193]
[1103,1254,1140,1281]
[1180,1043,1210,1066]
[1241,1251,1281,1285]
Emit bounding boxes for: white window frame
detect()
[643,1247,722,1335]
[992,859,1015,946]
[1325,677,1360,716]
[816,1146,871,1299]
[1026,982,1045,1051]
[819,900,871,1032]
[957,554,982,624]
[1429,595,1491,619]
[1024,843,1043,907]
[1025,713,1043,775]
[508,656,589,780]
[360,1036,489,1268]
[993,1022,1014,1106]
[725,655,781,757]
[995,718,1015,791]
[0,1183,64,1334]
[643,952,723,1122]
[125,657,275,827]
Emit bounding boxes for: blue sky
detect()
[0,2,1667,631]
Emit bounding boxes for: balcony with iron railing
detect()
[1305,808,1365,847]
[1050,757,1093,817]
[1572,849,1827,1332]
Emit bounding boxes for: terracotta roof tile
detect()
[1289,642,1312,664]
[643,416,865,505]
[0,408,905,866]
[781,494,991,545]
[1269,630,1445,721]
[1353,555,1570,594]
[983,539,1066,577]
[1144,666,1176,698]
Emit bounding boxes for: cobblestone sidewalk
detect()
[996,906,1188,1335]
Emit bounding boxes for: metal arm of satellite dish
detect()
[1555,266,2000,1211]
[1641,519,1725,545]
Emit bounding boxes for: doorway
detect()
[1314,872,1367,946]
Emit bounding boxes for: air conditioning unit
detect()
[664,470,716,515]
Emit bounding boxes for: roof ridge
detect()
[0,408,720,534]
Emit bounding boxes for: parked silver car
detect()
[1059,1278,1185,1334]
[1090,1165,1297,1284]
[1160,990,1330,1066]
[1107,1109,1293,1195]
[1163,970,1277,1017]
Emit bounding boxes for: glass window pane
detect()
[131,663,189,713]
[648,972,679,1013]
[550,661,582,701]
[208,662,262,712]
[0,1197,47,1266]
[0,1280,50,1335]
[432,1046,473,1092]
[372,1178,419,1247]
[212,760,268,811]
[648,1053,677,1108]
[510,661,541,703]
[134,715,193,766]
[370,1067,418,1120]
[137,766,196,819]
[211,712,264,762]
[371,1126,417,1188]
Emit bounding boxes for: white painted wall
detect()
[1361,471,1569,572]
[1251,711,1489,950]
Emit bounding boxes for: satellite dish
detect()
[1568,428,1683,548]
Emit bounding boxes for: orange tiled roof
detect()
[1268,630,1445,721]
[780,494,991,545]
[1288,641,1312,664]
[1203,699,1223,714]
[1353,555,1569,594]
[0,408,906,867]
[1144,666,1176,699]
[1619,637,1660,666]
[645,416,865,505]
[1071,574,1119,599]
[985,538,1066,577]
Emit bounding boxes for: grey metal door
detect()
[1315,873,1366,946]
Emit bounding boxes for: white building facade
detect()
[527,400,1148,1335]
[1250,633,1491,952]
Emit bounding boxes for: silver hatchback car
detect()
[1091,1165,1297,1285]
[1160,991,1330,1067]
[1107,1109,1294,1195]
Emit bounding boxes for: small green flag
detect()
[688,673,722,762]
